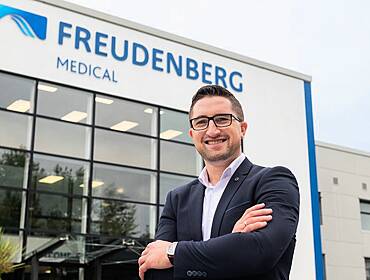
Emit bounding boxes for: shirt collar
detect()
[198,153,246,188]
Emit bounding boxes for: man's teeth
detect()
[207,139,225,144]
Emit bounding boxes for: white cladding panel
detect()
[0,0,316,278]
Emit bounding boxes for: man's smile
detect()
[204,137,228,145]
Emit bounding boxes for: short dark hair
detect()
[189,85,244,120]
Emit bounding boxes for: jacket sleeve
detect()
[155,190,177,241]
[145,191,177,280]
[173,166,300,279]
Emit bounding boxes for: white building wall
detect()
[316,141,370,280]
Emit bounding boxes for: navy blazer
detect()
[146,158,299,280]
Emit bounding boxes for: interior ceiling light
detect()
[92,181,104,188]
[110,120,138,131]
[160,129,183,140]
[95,97,114,105]
[79,181,104,188]
[61,111,87,123]
[116,187,125,194]
[39,175,64,184]
[144,108,153,114]
[7,99,31,112]
[38,84,58,92]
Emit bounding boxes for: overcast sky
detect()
[67,0,370,153]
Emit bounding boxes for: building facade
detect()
[0,0,321,279]
[317,141,370,280]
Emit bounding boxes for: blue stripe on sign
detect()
[304,81,323,280]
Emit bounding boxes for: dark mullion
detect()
[94,124,158,140]
[91,196,158,207]
[35,113,93,129]
[0,145,31,153]
[87,93,97,235]
[0,106,34,117]
[32,150,90,163]
[156,106,161,232]
[93,160,157,173]
[22,79,39,256]
[158,137,194,147]
[27,189,87,200]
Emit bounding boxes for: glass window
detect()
[360,200,370,230]
[0,110,33,149]
[91,199,156,238]
[160,173,195,204]
[94,129,157,169]
[0,148,29,189]
[0,189,22,228]
[37,83,93,125]
[95,95,157,137]
[34,118,91,159]
[366,258,370,280]
[0,72,35,113]
[31,154,89,196]
[28,192,83,233]
[93,163,156,203]
[160,109,192,143]
[160,141,201,176]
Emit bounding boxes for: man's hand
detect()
[138,240,173,280]
[232,203,272,233]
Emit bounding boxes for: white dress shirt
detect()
[198,153,246,241]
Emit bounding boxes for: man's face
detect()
[189,96,247,165]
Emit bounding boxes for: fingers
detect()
[240,203,266,219]
[242,221,268,232]
[138,256,148,280]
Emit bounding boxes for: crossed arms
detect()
[138,166,299,279]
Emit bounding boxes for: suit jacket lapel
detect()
[188,180,205,241]
[210,158,253,238]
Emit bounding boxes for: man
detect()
[138,85,300,279]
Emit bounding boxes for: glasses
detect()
[189,113,241,131]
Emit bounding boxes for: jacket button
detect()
[234,176,239,181]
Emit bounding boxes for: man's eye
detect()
[215,116,230,123]
[194,119,208,126]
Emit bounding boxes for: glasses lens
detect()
[192,117,209,130]
[214,114,232,127]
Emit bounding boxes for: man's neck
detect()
[205,154,240,185]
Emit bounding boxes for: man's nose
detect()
[206,120,221,135]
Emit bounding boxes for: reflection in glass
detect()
[160,173,195,204]
[160,109,192,143]
[94,129,156,169]
[160,141,201,176]
[0,72,35,113]
[37,83,93,124]
[0,148,29,189]
[34,118,91,159]
[31,154,89,195]
[0,189,22,228]
[0,110,32,149]
[93,163,156,203]
[91,199,155,238]
[28,192,83,233]
[95,95,157,136]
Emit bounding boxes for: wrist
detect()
[166,242,178,265]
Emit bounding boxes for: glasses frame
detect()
[189,113,241,131]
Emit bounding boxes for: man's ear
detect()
[240,121,248,136]
[189,129,193,138]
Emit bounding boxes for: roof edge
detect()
[315,141,370,158]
